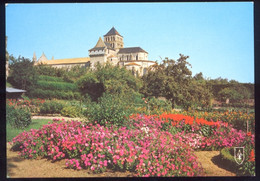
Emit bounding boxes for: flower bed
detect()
[7,98,45,113]
[10,113,255,176]
[11,115,203,177]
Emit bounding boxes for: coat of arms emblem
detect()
[234,147,244,165]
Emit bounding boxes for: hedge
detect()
[36,81,77,91]
[38,75,64,82]
[29,88,81,100]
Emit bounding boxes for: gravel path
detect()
[32,116,86,122]
[194,151,236,176]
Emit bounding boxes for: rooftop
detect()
[118,47,148,54]
[37,57,90,65]
[104,27,123,37]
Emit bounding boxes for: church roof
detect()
[104,27,123,37]
[36,57,90,65]
[95,37,106,47]
[38,52,48,62]
[118,47,148,54]
[89,37,115,51]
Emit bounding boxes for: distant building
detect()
[34,27,156,76]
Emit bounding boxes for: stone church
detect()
[34,27,156,76]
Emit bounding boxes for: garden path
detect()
[32,116,85,122]
[194,151,236,176]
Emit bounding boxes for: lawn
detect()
[6,119,52,142]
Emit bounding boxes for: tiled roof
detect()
[118,47,148,54]
[89,47,105,51]
[95,37,106,47]
[89,37,115,51]
[37,57,90,65]
[104,27,123,37]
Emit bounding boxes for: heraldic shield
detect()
[234,147,245,165]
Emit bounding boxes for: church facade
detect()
[34,27,156,76]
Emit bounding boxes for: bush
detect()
[36,81,77,91]
[61,106,82,118]
[29,88,81,100]
[84,93,133,126]
[39,100,65,114]
[38,75,64,82]
[6,104,31,128]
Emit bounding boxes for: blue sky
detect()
[6,2,254,83]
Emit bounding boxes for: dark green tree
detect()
[7,56,38,93]
[141,54,212,109]
[77,63,142,101]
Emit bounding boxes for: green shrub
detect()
[61,106,82,118]
[38,75,64,82]
[36,81,77,91]
[39,100,65,114]
[148,97,172,115]
[29,88,81,100]
[84,93,133,126]
[6,104,31,128]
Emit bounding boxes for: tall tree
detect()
[8,56,38,93]
[77,63,142,101]
[141,54,212,109]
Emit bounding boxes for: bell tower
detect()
[104,27,124,51]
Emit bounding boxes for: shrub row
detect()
[29,88,81,100]
[39,100,83,118]
[36,80,77,91]
[38,75,64,82]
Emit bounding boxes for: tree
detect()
[141,54,211,109]
[7,56,38,93]
[218,87,243,103]
[194,72,204,81]
[77,63,142,101]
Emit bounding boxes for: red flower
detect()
[247,132,252,137]
[248,149,255,162]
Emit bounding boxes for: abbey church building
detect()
[35,27,156,76]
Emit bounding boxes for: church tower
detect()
[104,27,124,51]
[32,52,37,62]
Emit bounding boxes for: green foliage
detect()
[6,104,31,129]
[62,65,88,83]
[141,55,212,110]
[36,80,77,91]
[77,63,142,101]
[84,93,133,126]
[61,106,82,118]
[145,97,172,115]
[38,75,64,82]
[39,100,65,114]
[35,63,65,77]
[77,72,104,101]
[218,88,242,102]
[7,55,38,94]
[29,88,80,100]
